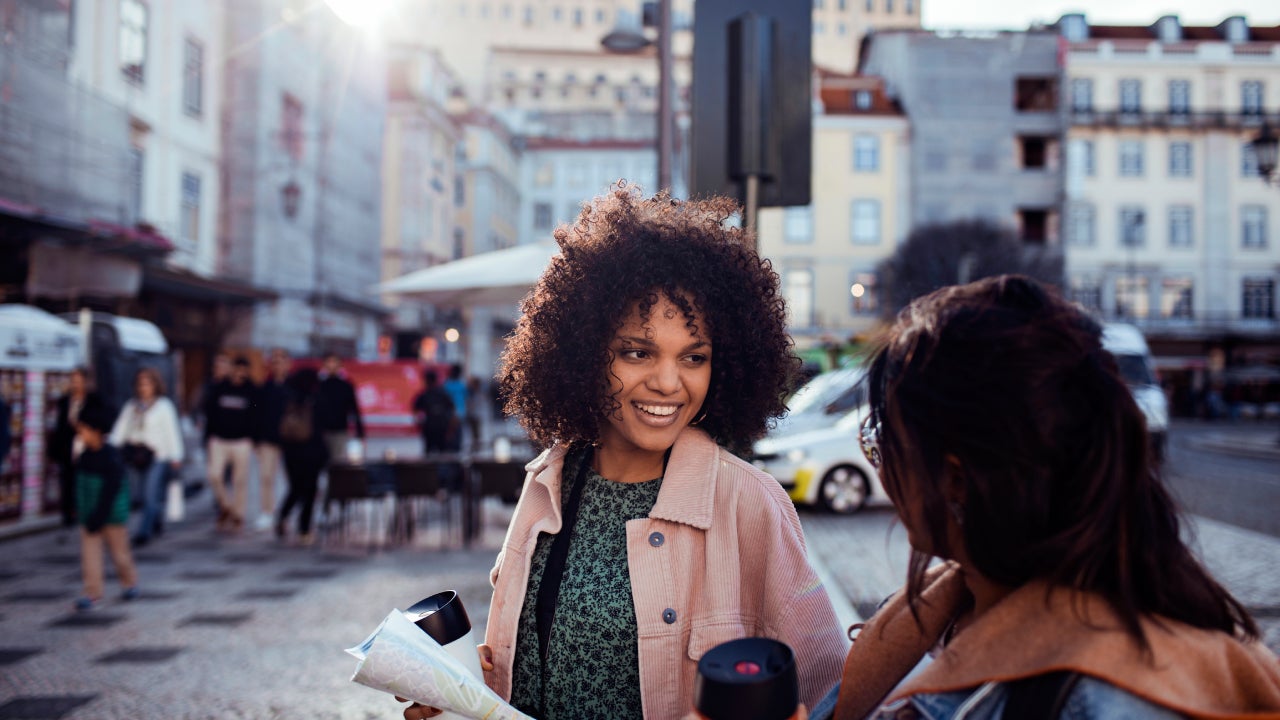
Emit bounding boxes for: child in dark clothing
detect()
[74,398,138,611]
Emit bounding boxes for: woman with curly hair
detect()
[400,186,846,720]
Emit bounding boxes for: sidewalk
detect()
[1185,426,1280,461]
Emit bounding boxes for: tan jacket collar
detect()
[523,427,721,531]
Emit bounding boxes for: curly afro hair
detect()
[498,184,799,455]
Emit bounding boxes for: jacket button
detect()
[662,608,677,624]
[648,531,664,547]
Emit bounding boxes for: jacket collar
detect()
[524,426,721,531]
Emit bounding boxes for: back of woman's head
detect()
[499,184,797,454]
[868,274,1255,643]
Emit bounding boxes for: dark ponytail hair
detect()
[867,274,1257,647]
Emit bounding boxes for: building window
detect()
[1168,79,1190,114]
[784,269,814,328]
[453,229,465,259]
[855,90,872,109]
[1242,205,1268,249]
[180,172,200,246]
[1119,140,1144,177]
[1168,141,1192,177]
[784,206,813,243]
[1068,139,1094,178]
[850,272,879,315]
[1070,278,1103,313]
[1119,206,1146,248]
[1161,278,1194,319]
[1070,78,1093,112]
[1242,279,1275,319]
[567,160,587,187]
[523,5,534,24]
[1115,276,1150,319]
[853,134,880,171]
[850,199,881,245]
[1243,142,1261,177]
[551,6,562,21]
[864,0,872,10]
[572,7,582,26]
[904,0,914,13]
[1067,203,1095,247]
[182,38,203,117]
[534,162,554,186]
[1119,78,1142,113]
[971,139,997,172]
[1020,136,1048,169]
[119,0,148,84]
[1168,205,1193,248]
[1241,80,1264,115]
[533,202,553,231]
[128,146,144,220]
[1015,77,1057,111]
[281,94,304,160]
[885,0,893,12]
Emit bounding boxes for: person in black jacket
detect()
[412,369,455,455]
[315,353,364,461]
[48,367,104,528]
[275,367,328,545]
[203,356,258,532]
[254,349,291,531]
[73,397,138,611]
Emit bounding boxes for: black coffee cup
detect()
[405,590,472,646]
[694,637,799,720]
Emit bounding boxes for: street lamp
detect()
[1248,122,1278,185]
[601,1,674,192]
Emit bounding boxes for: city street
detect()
[0,422,1277,719]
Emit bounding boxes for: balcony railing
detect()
[1069,109,1280,130]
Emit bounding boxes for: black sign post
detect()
[691,0,812,242]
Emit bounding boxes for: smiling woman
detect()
[398,185,846,720]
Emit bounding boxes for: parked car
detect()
[1102,323,1168,462]
[771,365,867,437]
[752,408,887,514]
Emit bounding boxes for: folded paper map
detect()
[347,609,534,720]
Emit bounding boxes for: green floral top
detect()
[509,449,664,720]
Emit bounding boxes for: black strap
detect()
[535,447,593,664]
[1001,671,1081,719]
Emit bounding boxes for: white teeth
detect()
[636,403,678,417]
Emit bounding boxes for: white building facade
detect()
[1060,14,1280,414]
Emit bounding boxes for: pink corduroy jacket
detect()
[482,427,847,720]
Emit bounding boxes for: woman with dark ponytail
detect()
[830,275,1280,719]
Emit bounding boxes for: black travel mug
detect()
[694,637,801,720]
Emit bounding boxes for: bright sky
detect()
[922,0,1280,31]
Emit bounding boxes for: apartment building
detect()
[860,29,1065,243]
[1059,14,1280,412]
[756,74,909,345]
[221,0,388,357]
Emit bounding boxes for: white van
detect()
[1102,323,1168,462]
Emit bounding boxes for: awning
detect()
[142,265,277,304]
[375,242,558,307]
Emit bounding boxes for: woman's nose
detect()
[646,359,681,394]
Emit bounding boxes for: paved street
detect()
[0,423,1277,719]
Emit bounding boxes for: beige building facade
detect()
[757,75,909,347]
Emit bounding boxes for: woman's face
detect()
[598,296,712,461]
[136,373,157,400]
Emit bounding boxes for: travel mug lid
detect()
[695,638,799,720]
[405,590,472,646]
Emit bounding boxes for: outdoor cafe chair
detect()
[390,461,457,547]
[322,463,393,550]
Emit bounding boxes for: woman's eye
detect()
[621,349,648,360]
[685,354,708,364]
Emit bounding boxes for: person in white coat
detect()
[110,368,183,547]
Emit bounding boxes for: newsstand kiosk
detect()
[0,305,83,533]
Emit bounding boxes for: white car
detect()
[1102,323,1169,462]
[752,408,888,515]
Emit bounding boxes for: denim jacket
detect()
[873,677,1184,720]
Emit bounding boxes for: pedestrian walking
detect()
[255,348,291,531]
[315,353,364,461]
[203,356,257,532]
[828,275,1280,720]
[464,376,483,452]
[73,397,139,611]
[399,186,845,720]
[411,369,455,455]
[442,364,468,451]
[48,367,101,529]
[275,367,328,545]
[110,368,183,547]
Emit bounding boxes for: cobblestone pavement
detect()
[0,496,514,720]
[799,506,1280,655]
